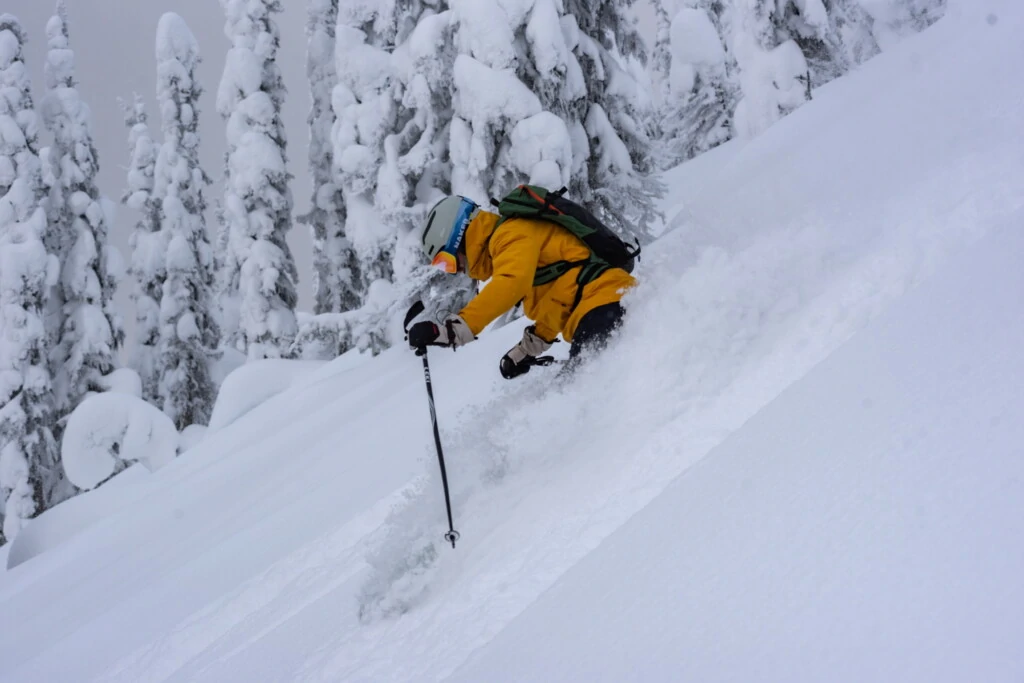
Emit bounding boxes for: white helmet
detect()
[422,195,478,262]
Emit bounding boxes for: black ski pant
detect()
[566,302,625,366]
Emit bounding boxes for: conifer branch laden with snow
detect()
[0,14,62,543]
[217,0,298,361]
[121,95,163,406]
[41,1,124,416]
[155,12,220,428]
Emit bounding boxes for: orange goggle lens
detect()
[431,250,458,274]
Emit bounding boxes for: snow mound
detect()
[206,359,327,433]
[61,393,177,490]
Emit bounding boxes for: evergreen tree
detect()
[774,0,879,87]
[41,1,124,415]
[0,14,61,543]
[302,0,359,317]
[860,0,946,49]
[655,1,737,168]
[120,96,163,406]
[155,13,219,428]
[315,1,474,355]
[448,0,573,204]
[565,0,662,240]
[650,0,674,107]
[217,0,298,360]
[332,1,403,292]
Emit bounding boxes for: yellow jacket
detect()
[458,210,636,342]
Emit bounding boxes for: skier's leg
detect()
[561,303,625,375]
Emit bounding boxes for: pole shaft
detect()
[420,352,458,543]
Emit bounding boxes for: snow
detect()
[206,359,327,434]
[670,8,726,67]
[97,368,143,398]
[793,0,830,32]
[449,218,1024,683]
[177,424,207,453]
[0,25,19,69]
[452,55,543,128]
[733,39,809,138]
[507,111,572,188]
[2,1,1022,680]
[450,0,517,69]
[5,465,153,570]
[61,392,178,490]
[156,12,199,68]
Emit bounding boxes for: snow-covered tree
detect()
[41,1,124,415]
[155,13,219,428]
[217,0,298,361]
[310,2,474,357]
[858,0,946,49]
[331,3,404,292]
[565,0,662,240]
[448,0,573,204]
[655,2,737,167]
[651,0,896,157]
[0,14,61,543]
[447,0,658,239]
[650,0,674,107]
[120,96,163,406]
[301,0,360,317]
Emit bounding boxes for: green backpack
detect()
[490,185,640,309]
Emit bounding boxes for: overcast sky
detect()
[7,0,655,343]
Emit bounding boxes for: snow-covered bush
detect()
[61,392,177,490]
[217,0,298,361]
[155,13,220,429]
[0,13,62,544]
[41,2,124,414]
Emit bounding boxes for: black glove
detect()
[407,316,475,350]
[407,320,441,348]
[499,353,555,379]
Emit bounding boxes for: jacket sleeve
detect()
[459,225,540,335]
[532,319,560,344]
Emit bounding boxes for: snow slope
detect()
[1,0,1022,680]
[449,219,1024,683]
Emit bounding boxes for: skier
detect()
[406,194,636,377]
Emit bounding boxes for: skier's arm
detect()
[459,227,539,336]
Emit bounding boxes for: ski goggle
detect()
[431,198,477,274]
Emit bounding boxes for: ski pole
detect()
[404,302,460,549]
